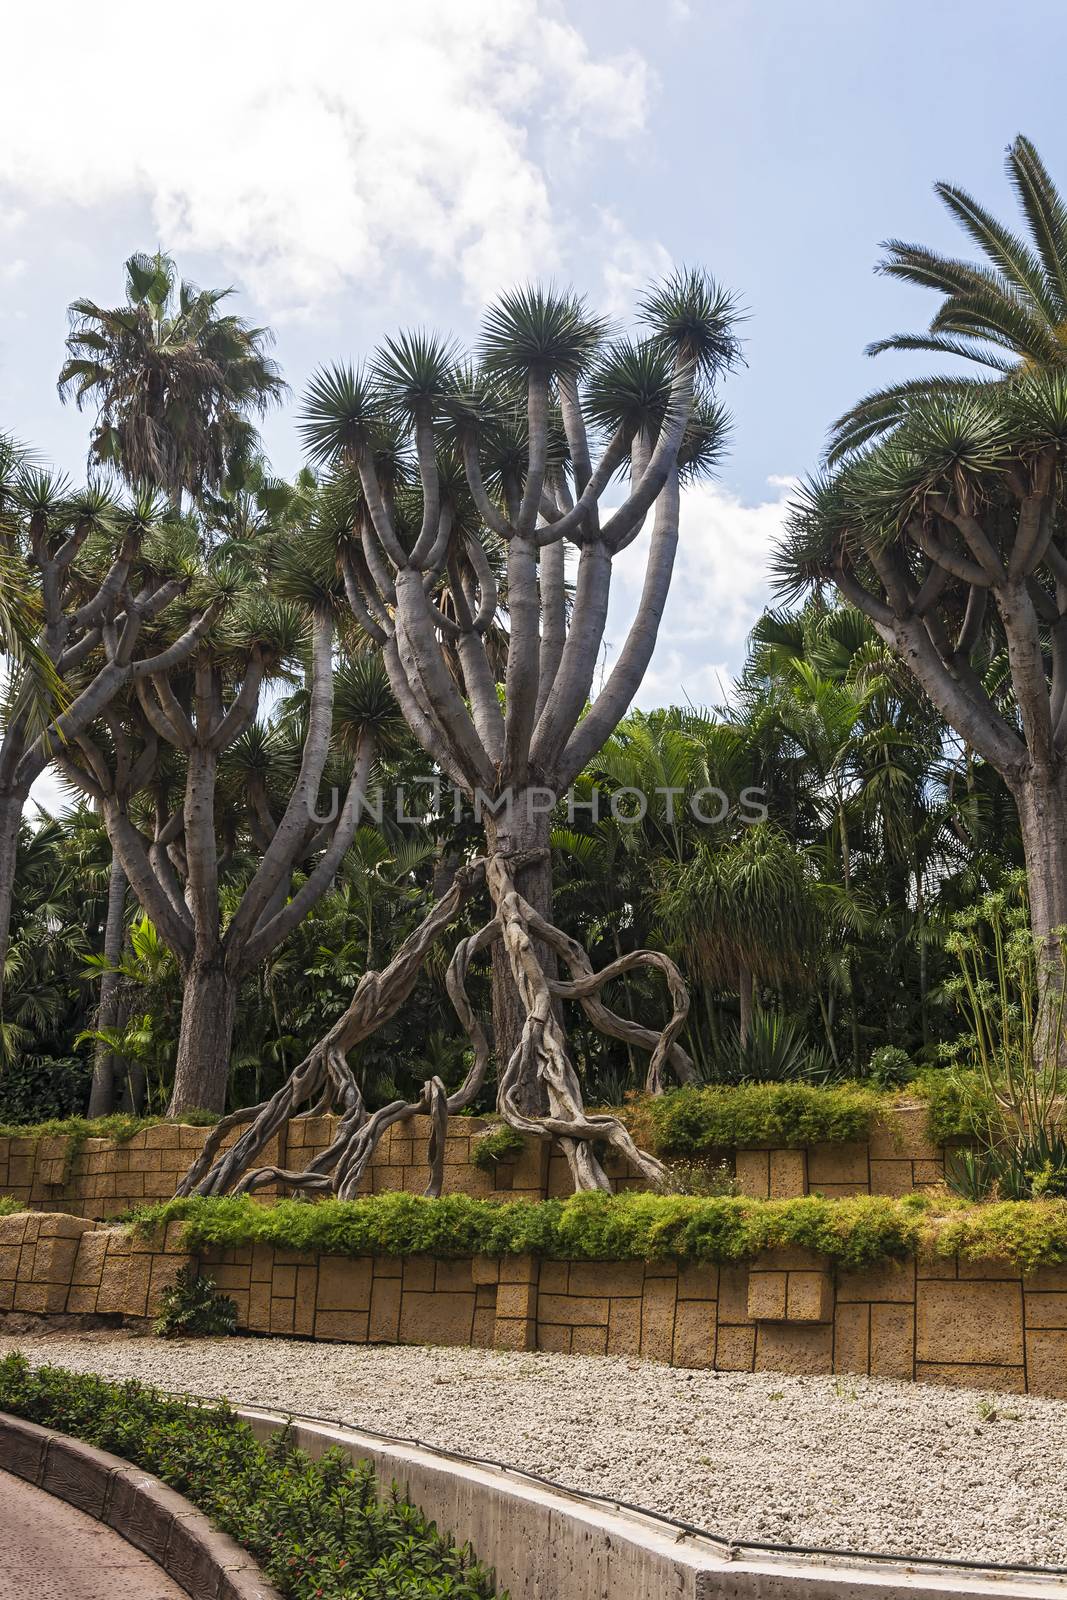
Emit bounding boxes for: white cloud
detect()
[596,209,673,318]
[605,476,797,710]
[1,259,26,283]
[0,1,653,313]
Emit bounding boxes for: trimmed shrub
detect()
[639,1082,883,1154]
[0,1355,500,1599]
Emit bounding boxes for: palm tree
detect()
[58,251,287,506]
[829,136,1067,459]
[656,822,823,1045]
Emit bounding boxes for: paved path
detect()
[0,1468,186,1599]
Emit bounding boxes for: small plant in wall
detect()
[153,1264,238,1338]
[472,1123,526,1173]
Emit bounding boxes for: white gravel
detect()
[2,1330,1066,1570]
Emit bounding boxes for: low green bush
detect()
[0,1196,22,1217]
[135,1188,928,1271]
[0,1111,218,1142]
[930,1199,1067,1273]
[132,1189,1067,1272]
[912,1070,995,1144]
[0,1355,500,1599]
[641,1082,885,1154]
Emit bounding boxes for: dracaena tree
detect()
[179,272,740,1201]
[59,527,402,1115]
[0,443,215,1020]
[777,373,1067,1033]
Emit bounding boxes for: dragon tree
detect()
[778,376,1067,1030]
[180,273,739,1199]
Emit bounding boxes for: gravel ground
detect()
[2,1330,1066,1569]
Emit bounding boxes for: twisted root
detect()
[176,849,691,1199]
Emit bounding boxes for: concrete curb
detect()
[0,1411,279,1600]
[234,1405,1067,1600]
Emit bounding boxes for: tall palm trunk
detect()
[87,853,128,1117]
[0,785,25,1018]
[738,963,754,1045]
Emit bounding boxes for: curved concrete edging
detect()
[234,1405,1067,1600]
[0,1410,279,1600]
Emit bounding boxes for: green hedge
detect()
[0,1082,989,1158]
[0,1355,498,1600]
[0,1111,218,1143]
[131,1190,1067,1273]
[640,1082,886,1153]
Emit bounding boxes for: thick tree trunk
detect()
[168,958,238,1115]
[486,803,555,1114]
[87,853,128,1117]
[0,787,25,1018]
[1014,769,1067,1063]
[738,963,754,1046]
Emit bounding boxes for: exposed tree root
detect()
[176,850,690,1199]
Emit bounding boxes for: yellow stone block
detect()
[434,1258,474,1292]
[316,1309,370,1341]
[316,1256,372,1312]
[606,1296,642,1356]
[833,1303,869,1374]
[567,1261,644,1298]
[715,1324,756,1370]
[639,1275,677,1362]
[747,1271,787,1321]
[807,1142,869,1188]
[755,1322,833,1375]
[734,1149,770,1198]
[1025,1330,1067,1396]
[916,1280,1024,1366]
[496,1282,536,1320]
[871,1302,914,1378]
[536,1323,572,1353]
[837,1259,915,1303]
[536,1292,608,1326]
[369,1276,402,1342]
[769,1149,807,1199]
[786,1270,833,1323]
[399,1290,475,1346]
[672,1298,715,1368]
[677,1262,718,1301]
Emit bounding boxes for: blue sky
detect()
[2,0,1065,721]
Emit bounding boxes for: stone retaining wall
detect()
[4,1208,1064,1398]
[0,1102,949,1219]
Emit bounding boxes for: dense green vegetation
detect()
[635,1082,885,1153]
[0,1355,500,1600]
[5,139,1067,1216]
[125,1187,1067,1272]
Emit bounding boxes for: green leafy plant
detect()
[153,1264,238,1338]
[0,1196,22,1217]
[944,876,1065,1139]
[0,1355,501,1599]
[866,1045,913,1089]
[946,1128,1067,1202]
[472,1125,526,1173]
